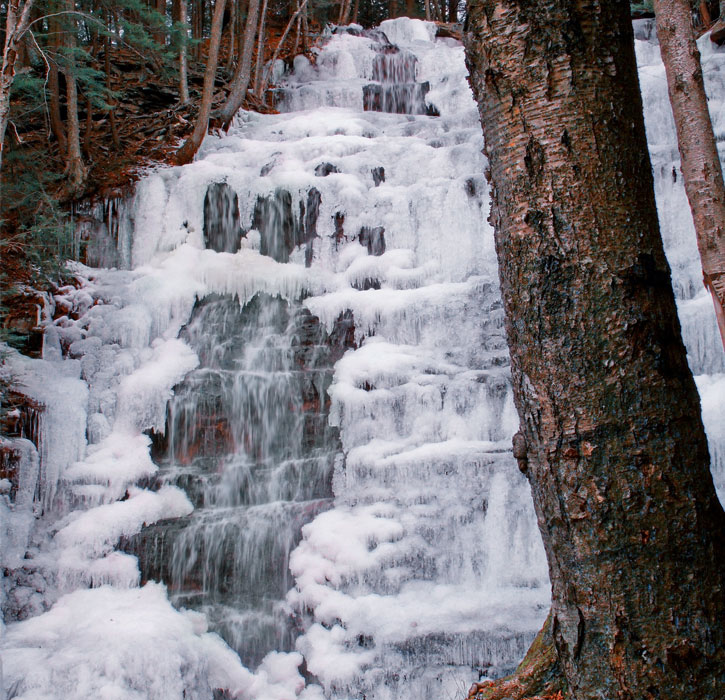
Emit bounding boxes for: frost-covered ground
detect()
[1,16,724,700]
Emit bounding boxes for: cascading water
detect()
[126,291,352,667]
[1,17,724,700]
[122,19,550,693]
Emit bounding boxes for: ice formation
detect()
[0,16,723,700]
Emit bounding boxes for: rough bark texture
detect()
[654,0,725,349]
[464,1,725,698]
[176,0,227,164]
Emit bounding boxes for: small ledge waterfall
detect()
[1,17,724,700]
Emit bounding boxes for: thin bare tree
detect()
[215,0,261,129]
[63,0,87,193]
[176,0,228,164]
[178,0,190,102]
[654,0,725,349]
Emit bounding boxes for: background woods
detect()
[0,0,462,350]
[0,0,464,197]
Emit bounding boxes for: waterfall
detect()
[1,17,724,700]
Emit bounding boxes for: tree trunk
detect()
[103,33,120,149]
[176,0,227,164]
[48,56,67,155]
[179,0,191,102]
[252,0,268,95]
[0,0,35,180]
[338,0,351,25]
[301,4,308,51]
[215,0,260,129]
[225,0,236,70]
[259,0,308,95]
[193,0,203,59]
[464,1,725,698]
[653,0,725,349]
[155,0,167,43]
[63,0,87,193]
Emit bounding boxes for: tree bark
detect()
[192,0,203,59]
[259,0,308,95]
[179,0,191,102]
[155,0,167,43]
[63,0,87,194]
[0,0,35,180]
[176,0,227,164]
[653,0,725,349]
[464,1,725,698]
[338,0,351,25]
[252,0,268,95]
[215,0,259,128]
[448,0,457,23]
[48,56,67,155]
[225,0,236,70]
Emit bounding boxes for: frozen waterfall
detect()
[1,16,724,700]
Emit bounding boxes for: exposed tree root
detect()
[466,612,566,700]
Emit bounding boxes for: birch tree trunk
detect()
[176,0,227,164]
[215,0,260,129]
[0,0,35,180]
[465,0,725,697]
[653,0,725,349]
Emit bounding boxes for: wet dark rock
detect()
[435,23,463,40]
[130,293,357,666]
[253,187,321,265]
[203,183,245,253]
[333,25,363,37]
[314,162,339,177]
[353,278,382,291]
[363,82,433,115]
[333,212,346,247]
[372,51,416,83]
[359,225,386,256]
[426,102,441,117]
